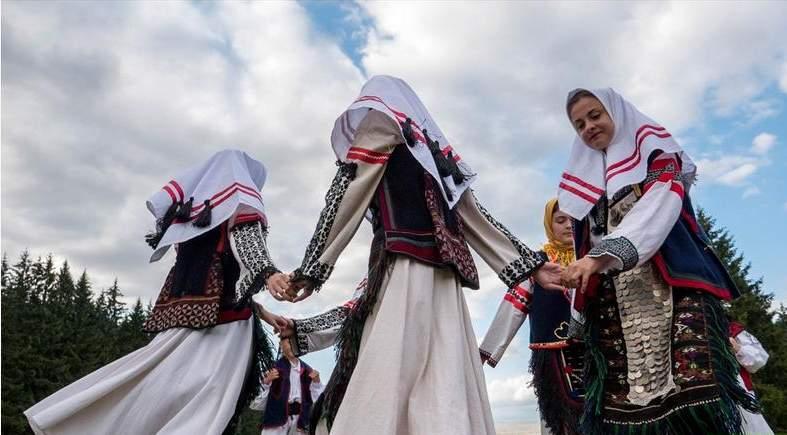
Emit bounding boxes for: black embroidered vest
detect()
[370,144,479,288]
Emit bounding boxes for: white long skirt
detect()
[25,318,254,435]
[737,375,774,435]
[320,256,496,435]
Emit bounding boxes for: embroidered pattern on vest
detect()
[143,254,222,332]
[424,175,479,288]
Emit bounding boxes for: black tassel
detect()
[144,232,163,249]
[175,197,194,220]
[193,200,212,228]
[400,118,417,147]
[144,200,181,249]
[423,129,468,188]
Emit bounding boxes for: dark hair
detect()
[566,89,598,115]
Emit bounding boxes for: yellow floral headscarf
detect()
[542,198,575,267]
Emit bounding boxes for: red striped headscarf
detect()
[557,88,696,219]
[330,75,475,209]
[146,149,267,262]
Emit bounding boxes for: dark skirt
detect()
[530,344,585,435]
[581,276,758,435]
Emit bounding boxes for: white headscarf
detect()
[146,149,267,262]
[557,88,696,219]
[331,75,476,209]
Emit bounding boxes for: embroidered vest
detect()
[143,222,249,333]
[370,144,479,288]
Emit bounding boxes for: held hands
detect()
[266,272,291,301]
[284,275,314,303]
[309,370,321,384]
[560,256,608,294]
[266,272,314,303]
[262,368,280,385]
[533,262,564,291]
[276,317,295,338]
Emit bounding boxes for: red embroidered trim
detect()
[529,341,569,350]
[217,307,252,324]
[652,253,732,300]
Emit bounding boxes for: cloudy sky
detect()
[3,0,787,426]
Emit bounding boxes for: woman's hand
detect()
[277,317,295,338]
[266,272,291,301]
[561,256,607,294]
[533,262,564,291]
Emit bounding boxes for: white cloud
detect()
[742,187,761,199]
[695,155,762,187]
[752,132,777,155]
[487,375,536,405]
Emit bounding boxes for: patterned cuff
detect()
[291,321,308,357]
[292,263,333,293]
[499,250,547,289]
[587,237,639,271]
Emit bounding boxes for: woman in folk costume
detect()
[25,149,287,435]
[558,88,759,434]
[728,320,774,435]
[479,198,585,435]
[284,75,563,435]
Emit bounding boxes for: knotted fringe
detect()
[581,291,759,435]
[175,197,194,220]
[399,117,468,202]
[310,236,390,434]
[530,349,583,435]
[194,199,212,228]
[145,200,181,249]
[222,316,276,435]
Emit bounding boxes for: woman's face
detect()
[551,209,573,246]
[569,96,615,151]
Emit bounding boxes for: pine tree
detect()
[102,279,126,324]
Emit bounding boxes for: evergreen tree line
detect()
[698,210,787,432]
[1,210,785,433]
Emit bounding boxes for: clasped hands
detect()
[533,256,611,294]
[265,272,314,303]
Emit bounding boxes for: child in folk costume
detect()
[25,150,287,435]
[285,75,563,435]
[479,198,585,435]
[250,338,325,435]
[558,88,759,434]
[729,320,774,435]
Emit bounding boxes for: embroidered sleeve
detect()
[293,110,400,291]
[456,190,546,288]
[594,152,684,273]
[229,220,280,303]
[587,237,639,271]
[735,330,769,373]
[479,282,532,367]
[291,306,350,356]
